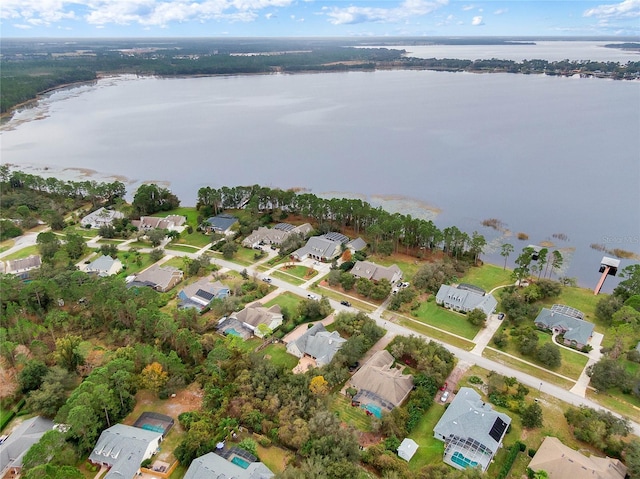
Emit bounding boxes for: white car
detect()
[307,294,318,300]
[440,391,450,402]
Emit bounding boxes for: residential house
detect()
[347,350,413,417]
[397,438,419,462]
[80,207,124,229]
[132,215,186,231]
[435,284,497,317]
[286,323,346,366]
[4,255,42,279]
[85,255,123,277]
[528,436,627,479]
[184,451,274,479]
[0,416,54,477]
[178,277,229,311]
[534,305,594,349]
[433,387,512,472]
[291,232,350,262]
[218,303,283,339]
[203,214,238,235]
[89,424,163,479]
[350,260,402,284]
[346,237,367,252]
[129,264,183,292]
[242,223,312,248]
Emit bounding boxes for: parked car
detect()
[440,382,448,391]
[340,300,351,307]
[262,277,272,283]
[307,294,318,300]
[440,391,450,402]
[348,361,360,372]
[497,312,505,320]
[400,282,410,288]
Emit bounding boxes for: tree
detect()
[521,401,543,428]
[512,247,534,285]
[18,359,49,393]
[237,438,258,457]
[587,358,628,392]
[64,232,86,260]
[625,439,640,479]
[469,231,487,264]
[536,342,561,369]
[309,375,330,395]
[550,250,563,278]
[22,464,84,479]
[147,228,166,247]
[140,362,169,395]
[132,184,180,216]
[36,231,61,262]
[26,367,74,417]
[149,248,164,263]
[55,335,85,372]
[467,308,487,327]
[537,248,548,279]
[22,430,78,470]
[221,241,237,259]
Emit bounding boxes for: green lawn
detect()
[0,239,16,253]
[152,207,199,224]
[410,301,481,339]
[407,405,446,470]
[460,264,514,292]
[259,343,299,370]
[329,395,373,432]
[174,231,212,248]
[2,244,39,261]
[163,257,186,269]
[482,348,575,390]
[315,284,376,312]
[116,252,155,276]
[227,247,261,267]
[497,329,588,380]
[279,265,317,280]
[166,244,201,253]
[96,238,127,245]
[264,292,303,317]
[271,270,305,286]
[586,388,640,424]
[256,444,291,474]
[392,316,476,351]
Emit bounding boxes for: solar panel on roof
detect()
[489,417,508,442]
[195,289,215,301]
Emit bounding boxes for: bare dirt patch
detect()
[0,359,18,400]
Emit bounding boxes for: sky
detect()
[1,0,639,38]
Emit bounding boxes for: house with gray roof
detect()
[242,223,312,247]
[348,350,413,417]
[81,207,124,229]
[291,233,348,262]
[433,387,511,472]
[0,416,54,477]
[218,303,283,339]
[178,277,229,311]
[89,424,162,479]
[85,255,123,277]
[5,255,42,278]
[351,260,402,284]
[534,306,594,349]
[184,451,274,479]
[435,284,497,317]
[347,237,367,252]
[203,214,238,235]
[286,323,346,366]
[130,264,183,292]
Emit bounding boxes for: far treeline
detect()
[2,38,640,113]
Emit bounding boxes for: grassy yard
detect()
[175,231,212,248]
[259,343,299,370]
[116,252,155,276]
[482,348,575,390]
[460,264,514,291]
[410,301,481,340]
[166,244,201,253]
[279,264,317,280]
[96,238,127,245]
[163,257,187,269]
[256,443,292,474]
[0,239,16,253]
[152,207,199,224]
[392,316,476,351]
[407,404,446,470]
[329,395,373,432]
[496,329,589,380]
[226,247,261,267]
[264,292,303,316]
[586,389,640,424]
[271,270,306,286]
[315,284,376,312]
[539,286,603,331]
[2,244,39,261]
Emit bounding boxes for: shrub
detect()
[468,376,483,384]
[528,448,537,457]
[141,458,152,468]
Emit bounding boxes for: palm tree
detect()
[501,243,514,270]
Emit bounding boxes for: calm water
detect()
[2,52,639,291]
[395,41,640,62]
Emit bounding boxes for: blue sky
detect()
[1,0,639,38]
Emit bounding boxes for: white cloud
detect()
[325,0,448,25]
[584,0,640,18]
[265,12,273,19]
[471,15,483,25]
[493,8,508,15]
[462,4,474,11]
[0,0,296,28]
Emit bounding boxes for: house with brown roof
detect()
[132,215,186,231]
[350,261,402,284]
[81,207,124,229]
[218,303,283,339]
[129,264,183,292]
[242,223,312,248]
[347,350,413,417]
[528,436,627,479]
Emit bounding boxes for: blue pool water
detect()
[362,404,383,419]
[231,456,250,469]
[451,451,478,469]
[141,424,164,434]
[226,328,241,337]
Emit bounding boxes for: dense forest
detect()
[2,38,639,114]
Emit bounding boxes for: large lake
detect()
[2,42,639,291]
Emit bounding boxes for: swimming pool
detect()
[231,456,250,469]
[451,451,478,469]
[141,423,165,434]
[226,328,241,337]
[362,403,383,419]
